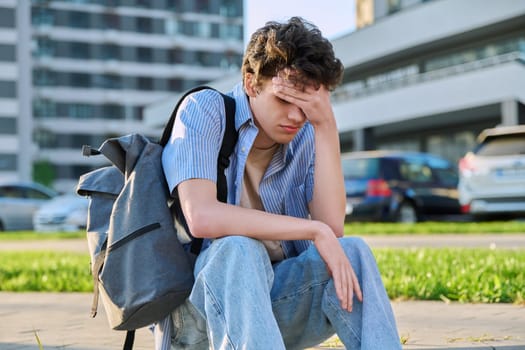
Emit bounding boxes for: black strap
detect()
[159,86,238,255]
[123,330,135,350]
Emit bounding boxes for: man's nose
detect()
[288,105,306,123]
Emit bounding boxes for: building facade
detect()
[1,0,243,191]
[146,0,524,167]
[334,0,525,162]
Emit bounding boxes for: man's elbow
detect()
[184,208,216,238]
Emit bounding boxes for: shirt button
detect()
[241,147,246,153]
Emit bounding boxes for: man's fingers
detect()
[352,270,363,302]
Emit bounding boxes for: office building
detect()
[0,0,243,191]
[334,0,525,161]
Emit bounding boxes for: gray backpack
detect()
[76,87,237,349]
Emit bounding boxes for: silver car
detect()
[458,125,525,217]
[0,181,58,231]
[33,194,88,232]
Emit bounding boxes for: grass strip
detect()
[0,231,84,241]
[1,221,524,240]
[345,221,525,235]
[1,248,524,304]
[376,248,525,304]
[0,251,91,292]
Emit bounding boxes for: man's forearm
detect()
[310,119,346,236]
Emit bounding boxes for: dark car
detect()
[341,150,461,223]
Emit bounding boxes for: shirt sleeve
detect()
[161,89,226,195]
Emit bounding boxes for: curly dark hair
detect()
[242,17,344,91]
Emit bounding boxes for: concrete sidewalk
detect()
[0,292,523,350]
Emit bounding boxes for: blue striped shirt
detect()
[162,82,315,256]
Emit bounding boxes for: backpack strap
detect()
[159,86,238,255]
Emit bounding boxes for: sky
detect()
[244,0,357,43]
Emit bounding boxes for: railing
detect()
[332,51,525,103]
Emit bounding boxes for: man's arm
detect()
[271,76,346,236]
[178,178,361,312]
[178,178,330,241]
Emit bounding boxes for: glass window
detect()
[94,74,121,89]
[400,160,433,183]
[0,154,17,171]
[33,99,57,118]
[0,117,16,134]
[34,38,55,58]
[169,78,183,92]
[136,17,152,33]
[169,48,184,63]
[433,167,458,187]
[68,103,94,119]
[70,42,90,59]
[0,44,15,61]
[137,47,152,62]
[26,188,53,200]
[101,44,120,60]
[341,158,379,178]
[102,104,125,119]
[33,69,56,86]
[137,77,153,90]
[476,135,525,156]
[31,7,54,26]
[0,80,16,98]
[387,0,401,13]
[69,11,90,28]
[69,73,91,87]
[103,13,120,29]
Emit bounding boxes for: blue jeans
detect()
[170,236,401,350]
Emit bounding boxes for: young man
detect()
[160,17,401,350]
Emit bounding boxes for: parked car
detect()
[33,194,88,232]
[341,150,461,223]
[458,125,525,218]
[0,181,58,231]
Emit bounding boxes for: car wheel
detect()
[396,202,418,223]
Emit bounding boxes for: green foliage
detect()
[345,221,525,235]
[0,251,91,292]
[375,248,525,304]
[33,160,55,188]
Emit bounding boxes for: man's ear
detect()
[244,73,258,97]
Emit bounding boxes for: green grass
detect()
[1,221,524,241]
[1,248,524,304]
[0,251,91,292]
[376,248,525,304]
[344,221,525,235]
[0,231,84,241]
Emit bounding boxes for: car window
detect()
[433,167,458,187]
[25,188,52,200]
[476,135,525,156]
[341,158,379,179]
[400,161,433,183]
[0,186,24,198]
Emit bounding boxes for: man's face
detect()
[245,74,307,148]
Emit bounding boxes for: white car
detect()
[33,194,88,232]
[0,181,57,231]
[458,125,525,217]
